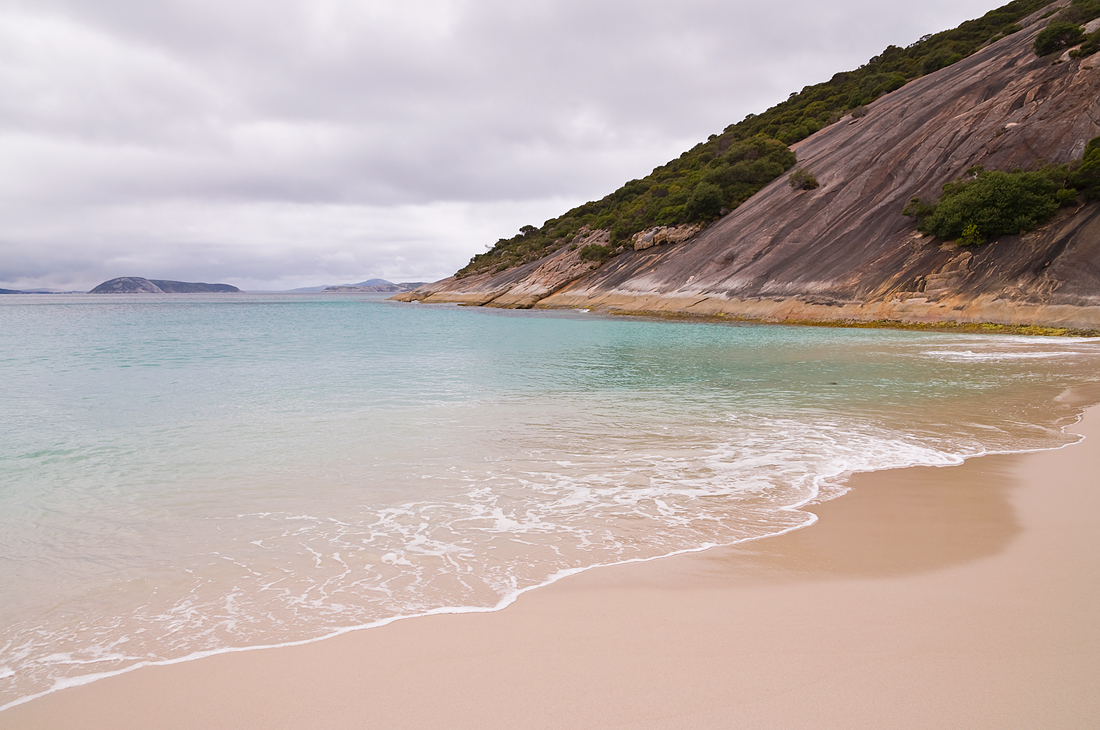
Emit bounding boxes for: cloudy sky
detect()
[1,0,1002,291]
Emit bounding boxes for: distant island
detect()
[81,277,426,294]
[0,287,83,294]
[90,277,241,293]
[321,279,427,293]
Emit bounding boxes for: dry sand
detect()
[3,408,1099,729]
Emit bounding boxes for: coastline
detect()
[394,289,1100,335]
[389,295,1100,337]
[3,402,1099,728]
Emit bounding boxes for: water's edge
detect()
[4,393,1096,716]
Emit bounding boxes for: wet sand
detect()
[3,407,1099,729]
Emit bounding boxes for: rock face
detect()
[396,6,1100,329]
[90,277,241,293]
[631,224,704,251]
[394,229,612,307]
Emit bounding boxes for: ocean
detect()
[2,292,1099,710]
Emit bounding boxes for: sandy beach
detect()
[3,403,1099,729]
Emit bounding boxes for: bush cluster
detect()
[1034,0,1100,56]
[1074,31,1100,56]
[578,243,615,262]
[1071,137,1100,199]
[903,137,1100,245]
[788,168,820,190]
[1035,21,1086,54]
[1059,0,1100,24]
[459,0,1050,277]
[904,168,1064,244]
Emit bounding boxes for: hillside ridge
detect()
[396,1,1100,329]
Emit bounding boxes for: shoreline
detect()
[2,402,1099,727]
[0,391,1089,717]
[595,309,1100,338]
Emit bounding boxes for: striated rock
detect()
[394,230,611,308]
[90,277,241,293]
[631,224,704,251]
[395,5,1100,329]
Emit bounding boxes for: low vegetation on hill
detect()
[1033,0,1100,56]
[903,137,1100,245]
[458,0,1050,277]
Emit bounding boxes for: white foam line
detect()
[1,402,1094,716]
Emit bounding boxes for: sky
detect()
[0,0,1007,291]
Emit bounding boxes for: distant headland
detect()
[90,277,241,293]
[395,2,1100,331]
[321,279,426,293]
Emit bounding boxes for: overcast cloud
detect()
[1,0,1003,291]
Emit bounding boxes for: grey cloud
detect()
[0,196,578,291]
[0,0,1003,289]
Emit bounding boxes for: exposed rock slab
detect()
[631,224,703,251]
[398,6,1100,328]
[393,230,609,308]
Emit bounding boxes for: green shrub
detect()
[902,196,936,220]
[922,49,964,74]
[1034,21,1086,55]
[1059,0,1100,25]
[904,167,1072,244]
[654,204,685,226]
[1069,136,1100,200]
[788,168,820,190]
[1056,187,1081,205]
[578,243,614,262]
[957,223,985,246]
[684,182,725,221]
[1071,29,1100,57]
[1033,1,1100,56]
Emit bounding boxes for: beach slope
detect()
[3,408,1099,729]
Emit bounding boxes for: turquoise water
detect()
[2,293,1099,709]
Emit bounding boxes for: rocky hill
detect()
[323,280,427,293]
[90,277,241,293]
[396,3,1100,330]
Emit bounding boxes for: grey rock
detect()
[395,9,1100,329]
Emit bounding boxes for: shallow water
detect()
[2,293,1099,709]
